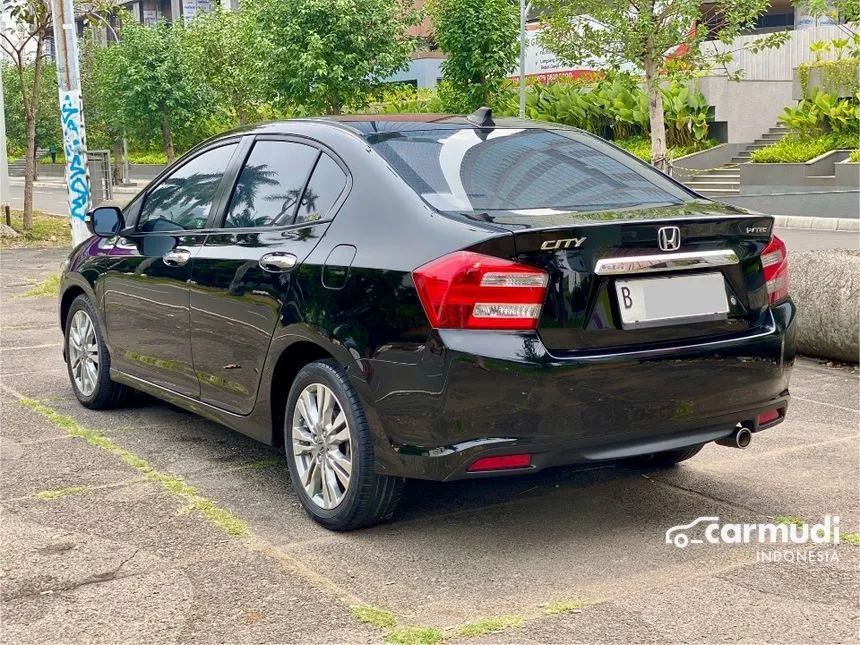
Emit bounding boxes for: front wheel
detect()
[64,294,130,409]
[284,359,403,531]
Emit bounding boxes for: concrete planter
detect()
[670,144,747,182]
[792,249,859,363]
[739,150,856,194]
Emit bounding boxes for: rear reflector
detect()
[467,454,532,472]
[413,251,548,330]
[761,235,789,304]
[758,409,781,425]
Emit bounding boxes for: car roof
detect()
[214,113,571,142]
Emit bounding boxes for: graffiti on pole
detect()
[60,89,90,223]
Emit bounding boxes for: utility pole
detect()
[0,3,11,226]
[50,0,90,245]
[518,1,532,119]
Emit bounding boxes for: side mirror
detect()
[88,206,125,237]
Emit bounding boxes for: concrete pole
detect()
[50,0,91,245]
[518,2,532,119]
[0,4,11,222]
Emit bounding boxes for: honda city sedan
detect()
[59,111,795,530]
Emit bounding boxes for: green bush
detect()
[750,133,858,163]
[615,137,718,162]
[778,90,860,138]
[848,149,860,162]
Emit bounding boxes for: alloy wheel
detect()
[291,383,353,510]
[68,309,99,397]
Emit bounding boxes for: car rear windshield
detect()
[368,127,692,213]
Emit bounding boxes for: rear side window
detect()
[225,141,319,228]
[368,128,691,213]
[295,154,347,225]
[138,143,237,232]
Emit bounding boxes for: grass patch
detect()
[36,484,94,500]
[22,273,60,298]
[384,626,444,645]
[849,149,860,162]
[456,615,525,638]
[841,532,860,546]
[774,515,806,529]
[18,396,249,537]
[544,599,585,615]
[351,604,397,629]
[1,210,71,249]
[750,133,857,163]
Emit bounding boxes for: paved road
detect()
[7,182,860,252]
[1,248,858,643]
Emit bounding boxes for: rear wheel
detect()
[284,359,403,531]
[631,444,704,468]
[64,295,130,409]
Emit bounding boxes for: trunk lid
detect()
[456,202,776,354]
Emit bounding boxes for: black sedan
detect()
[59,111,795,530]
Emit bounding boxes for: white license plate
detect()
[614,273,729,329]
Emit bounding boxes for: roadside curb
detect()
[10,179,140,194]
[773,215,860,232]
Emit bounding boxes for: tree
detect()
[537,0,786,172]
[1,0,52,230]
[183,8,267,127]
[1,61,61,157]
[246,0,417,114]
[426,0,520,112]
[96,21,211,163]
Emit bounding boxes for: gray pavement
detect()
[1,247,858,643]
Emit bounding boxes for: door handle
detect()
[259,252,298,273]
[163,248,192,267]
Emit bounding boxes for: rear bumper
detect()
[349,300,796,481]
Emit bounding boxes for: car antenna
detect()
[467,106,495,128]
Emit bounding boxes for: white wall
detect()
[695,76,794,143]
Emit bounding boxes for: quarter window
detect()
[296,153,347,225]
[225,141,319,228]
[138,143,237,232]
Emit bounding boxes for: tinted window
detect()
[138,144,237,232]
[369,128,691,213]
[225,141,318,228]
[296,154,347,225]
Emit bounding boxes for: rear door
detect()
[104,141,240,397]
[189,136,350,414]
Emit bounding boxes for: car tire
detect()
[64,294,130,409]
[631,444,704,468]
[284,359,403,531]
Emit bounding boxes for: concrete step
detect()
[769,126,790,133]
[702,168,741,176]
[686,180,741,189]
[690,188,741,196]
[759,133,784,140]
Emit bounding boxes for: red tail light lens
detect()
[413,251,548,330]
[761,235,788,304]
[468,454,532,472]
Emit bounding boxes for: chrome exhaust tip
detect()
[716,426,752,449]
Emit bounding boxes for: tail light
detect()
[413,251,548,330]
[761,235,788,304]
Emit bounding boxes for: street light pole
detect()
[50,0,91,245]
[518,1,532,119]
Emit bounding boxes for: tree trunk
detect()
[112,139,124,185]
[22,113,37,231]
[644,57,669,174]
[162,119,175,164]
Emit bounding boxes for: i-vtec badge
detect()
[540,237,587,251]
[746,225,768,234]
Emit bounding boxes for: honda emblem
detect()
[657,226,681,252]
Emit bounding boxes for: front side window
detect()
[368,128,692,213]
[138,143,237,232]
[225,141,319,228]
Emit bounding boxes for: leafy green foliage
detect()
[750,133,859,163]
[246,0,416,114]
[427,0,519,112]
[615,137,718,161]
[849,149,860,162]
[94,21,214,162]
[1,62,61,153]
[778,90,860,138]
[535,0,777,169]
[361,84,444,114]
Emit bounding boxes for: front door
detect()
[104,141,240,397]
[189,138,349,414]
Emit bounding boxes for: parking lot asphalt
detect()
[1,247,858,643]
